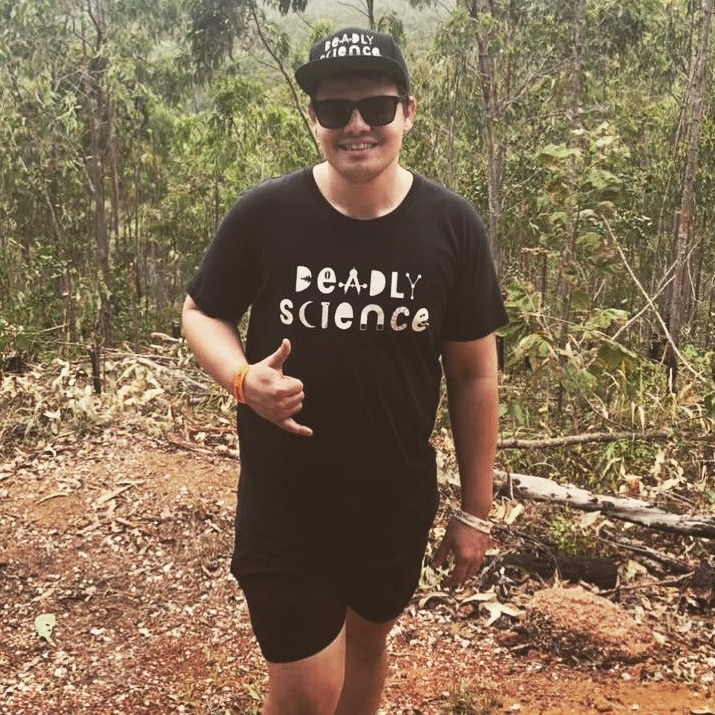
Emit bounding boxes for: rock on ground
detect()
[525,586,656,664]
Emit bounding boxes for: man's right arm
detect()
[181,294,247,394]
[181,295,312,436]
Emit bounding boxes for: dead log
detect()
[499,551,618,590]
[495,469,715,538]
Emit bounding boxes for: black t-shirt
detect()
[187,168,508,555]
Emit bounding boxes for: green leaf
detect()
[538,143,581,161]
[570,289,590,312]
[595,341,641,370]
[593,134,617,149]
[585,168,621,191]
[585,309,629,331]
[507,401,526,426]
[34,613,56,645]
[548,211,569,226]
[576,231,604,252]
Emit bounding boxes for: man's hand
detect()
[432,517,491,588]
[242,339,313,437]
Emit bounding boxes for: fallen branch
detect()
[95,480,144,507]
[495,469,715,538]
[606,574,693,593]
[35,492,74,505]
[499,430,670,449]
[598,528,693,573]
[134,357,210,391]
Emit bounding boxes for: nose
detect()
[344,106,371,131]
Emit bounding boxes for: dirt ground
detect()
[1,427,714,715]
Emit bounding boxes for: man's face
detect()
[309,75,416,184]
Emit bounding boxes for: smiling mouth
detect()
[341,142,375,151]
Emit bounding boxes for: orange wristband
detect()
[233,364,251,404]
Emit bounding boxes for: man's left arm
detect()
[432,333,500,587]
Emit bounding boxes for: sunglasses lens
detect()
[359,97,399,126]
[313,100,352,129]
[313,97,404,129]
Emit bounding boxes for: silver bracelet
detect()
[452,508,493,535]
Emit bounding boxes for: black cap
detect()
[295,27,410,96]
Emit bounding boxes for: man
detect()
[181,26,508,715]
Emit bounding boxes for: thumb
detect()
[432,532,451,569]
[264,338,291,371]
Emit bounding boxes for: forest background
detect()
[1,0,714,505]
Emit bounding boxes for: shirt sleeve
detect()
[442,204,508,341]
[186,189,263,324]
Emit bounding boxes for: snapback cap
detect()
[295,27,410,96]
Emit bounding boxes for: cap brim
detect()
[295,56,408,96]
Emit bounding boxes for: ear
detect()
[402,96,417,133]
[307,102,319,129]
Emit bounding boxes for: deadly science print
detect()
[279,264,429,333]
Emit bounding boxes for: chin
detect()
[338,164,379,181]
[333,155,395,183]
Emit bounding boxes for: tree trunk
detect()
[559,0,585,327]
[667,0,714,378]
[555,0,586,413]
[107,95,121,247]
[81,0,112,344]
[471,1,505,275]
[364,0,376,30]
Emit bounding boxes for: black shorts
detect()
[231,530,429,664]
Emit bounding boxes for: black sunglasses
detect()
[311,95,408,129]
